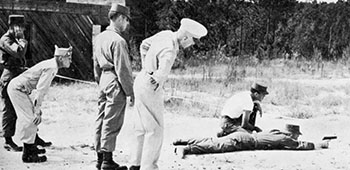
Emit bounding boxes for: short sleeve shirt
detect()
[221,91,254,118]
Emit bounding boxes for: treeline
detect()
[130,0,350,63]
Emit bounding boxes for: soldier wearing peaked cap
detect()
[0,14,28,152]
[93,3,133,170]
[129,18,207,170]
[217,82,269,138]
[7,45,73,163]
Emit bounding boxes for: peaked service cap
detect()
[179,18,207,39]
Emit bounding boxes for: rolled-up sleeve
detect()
[113,40,134,96]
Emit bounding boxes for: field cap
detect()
[251,82,269,95]
[54,45,72,57]
[284,124,302,135]
[8,15,25,25]
[108,3,130,19]
[179,18,207,39]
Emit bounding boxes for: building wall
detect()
[0,1,110,80]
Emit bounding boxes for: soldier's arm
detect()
[1,36,27,59]
[113,40,134,96]
[34,68,56,116]
[152,47,175,86]
[241,110,255,131]
[93,55,101,84]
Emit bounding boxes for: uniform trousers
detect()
[0,68,23,138]
[7,79,36,144]
[130,71,164,170]
[95,71,126,152]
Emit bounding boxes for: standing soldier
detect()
[129,18,207,170]
[0,15,27,152]
[7,45,73,162]
[93,3,134,170]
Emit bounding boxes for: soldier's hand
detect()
[150,76,157,84]
[128,95,135,107]
[33,114,42,125]
[149,76,159,91]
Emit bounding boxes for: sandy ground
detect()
[0,102,350,170]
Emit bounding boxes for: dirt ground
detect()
[0,102,350,170]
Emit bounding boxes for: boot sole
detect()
[101,166,127,170]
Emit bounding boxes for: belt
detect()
[102,67,115,72]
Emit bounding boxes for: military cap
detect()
[179,18,208,39]
[54,45,72,57]
[8,15,25,25]
[108,3,130,19]
[251,82,269,95]
[284,124,302,135]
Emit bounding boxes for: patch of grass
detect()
[165,58,350,119]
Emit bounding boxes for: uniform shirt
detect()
[93,26,133,96]
[140,30,179,87]
[0,30,27,66]
[221,91,254,118]
[11,58,58,114]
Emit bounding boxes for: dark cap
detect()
[8,15,25,25]
[284,124,302,135]
[251,82,269,95]
[108,3,130,19]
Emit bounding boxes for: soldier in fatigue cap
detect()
[7,45,72,163]
[129,18,207,170]
[0,14,28,152]
[93,3,133,170]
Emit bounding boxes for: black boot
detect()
[4,137,23,152]
[129,165,140,170]
[96,152,103,170]
[22,143,47,163]
[101,152,127,170]
[35,134,52,147]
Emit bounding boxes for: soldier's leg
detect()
[7,84,46,162]
[100,79,127,170]
[129,101,145,167]
[138,94,164,170]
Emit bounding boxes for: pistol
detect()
[322,136,337,140]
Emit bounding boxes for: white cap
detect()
[179,18,207,39]
[54,45,72,56]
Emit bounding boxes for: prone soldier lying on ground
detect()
[174,124,332,159]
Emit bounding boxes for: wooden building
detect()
[0,0,114,80]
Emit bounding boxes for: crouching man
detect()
[7,45,72,163]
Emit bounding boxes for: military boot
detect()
[35,134,52,147]
[96,152,103,170]
[101,152,127,170]
[22,143,47,163]
[4,137,23,152]
[129,165,140,170]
